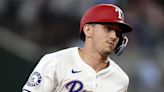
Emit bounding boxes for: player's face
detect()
[89,24,120,55]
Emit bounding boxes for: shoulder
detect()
[39,47,78,64]
[45,47,78,60]
[109,58,129,81]
[48,47,77,56]
[34,47,78,71]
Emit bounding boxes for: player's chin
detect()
[103,47,113,55]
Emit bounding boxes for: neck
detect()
[83,49,108,63]
[79,48,109,72]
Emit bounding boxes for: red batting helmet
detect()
[80,4,132,40]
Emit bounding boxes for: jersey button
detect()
[96,75,98,79]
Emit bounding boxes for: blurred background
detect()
[0,0,164,92]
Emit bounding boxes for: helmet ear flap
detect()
[115,35,128,56]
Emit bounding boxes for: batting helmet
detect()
[80,4,132,40]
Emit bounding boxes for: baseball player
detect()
[22,4,132,92]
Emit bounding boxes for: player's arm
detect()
[22,54,58,92]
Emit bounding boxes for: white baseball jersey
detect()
[22,47,129,92]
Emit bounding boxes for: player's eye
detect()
[105,24,121,37]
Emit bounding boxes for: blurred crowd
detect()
[0,0,164,92]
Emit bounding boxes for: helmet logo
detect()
[115,8,123,20]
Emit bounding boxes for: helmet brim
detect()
[80,22,132,41]
[118,22,132,33]
[97,22,132,33]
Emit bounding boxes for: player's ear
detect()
[83,24,93,38]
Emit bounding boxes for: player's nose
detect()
[108,30,118,41]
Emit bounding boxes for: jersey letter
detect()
[66,80,83,92]
[115,8,123,19]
